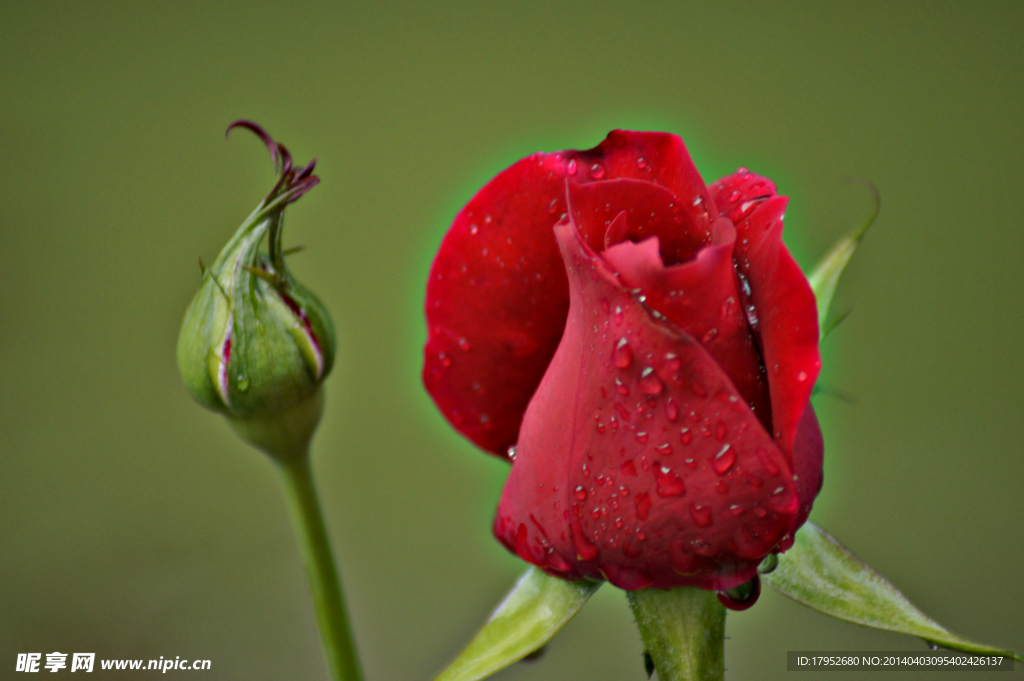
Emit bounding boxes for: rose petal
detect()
[600,222,772,431]
[425,132,715,457]
[710,171,821,457]
[494,219,798,591]
[565,177,710,265]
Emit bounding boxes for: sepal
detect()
[764,522,1020,661]
[433,568,600,681]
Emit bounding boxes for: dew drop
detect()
[458,337,471,351]
[712,445,735,475]
[590,162,605,179]
[595,416,606,434]
[567,159,577,175]
[615,378,630,396]
[689,503,713,528]
[728,189,741,202]
[665,398,679,422]
[655,467,686,497]
[655,443,673,455]
[757,553,779,575]
[612,337,633,368]
[721,297,737,316]
[507,446,517,461]
[614,306,624,326]
[639,367,663,395]
[797,370,808,382]
[574,485,588,501]
[680,428,692,445]
[715,421,728,441]
[590,508,602,519]
[570,519,598,560]
[701,327,718,343]
[635,431,649,444]
[637,157,647,169]
[438,352,452,368]
[718,575,761,611]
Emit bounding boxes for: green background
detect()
[1,2,1021,679]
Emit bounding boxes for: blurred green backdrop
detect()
[1,2,1021,679]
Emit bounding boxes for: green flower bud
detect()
[177,122,335,459]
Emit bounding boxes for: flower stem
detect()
[627,587,725,681]
[277,454,364,681]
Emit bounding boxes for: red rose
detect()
[424,131,822,594]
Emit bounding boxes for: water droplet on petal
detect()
[570,519,598,560]
[639,367,663,395]
[458,337,471,351]
[612,337,633,368]
[438,352,452,368]
[665,397,679,421]
[236,376,249,391]
[575,485,588,501]
[615,378,630,396]
[567,159,577,175]
[507,446,517,460]
[718,576,761,611]
[680,428,692,445]
[637,157,647,169]
[655,443,673,455]
[635,431,649,444]
[757,553,779,574]
[797,370,808,382]
[655,467,686,497]
[712,445,735,475]
[614,306,624,326]
[590,162,605,179]
[715,421,728,441]
[689,503,713,528]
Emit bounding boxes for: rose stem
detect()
[277,453,364,681]
[628,586,725,681]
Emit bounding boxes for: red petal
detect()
[710,171,821,457]
[566,177,711,265]
[494,219,798,591]
[788,403,823,536]
[600,222,772,431]
[424,132,714,457]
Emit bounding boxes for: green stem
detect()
[277,454,364,681]
[627,587,725,681]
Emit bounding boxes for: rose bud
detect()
[423,131,822,599]
[178,122,335,459]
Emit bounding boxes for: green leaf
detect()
[433,568,602,681]
[764,523,1021,661]
[807,180,879,338]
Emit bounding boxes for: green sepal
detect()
[764,522,1021,661]
[807,181,879,338]
[433,568,601,681]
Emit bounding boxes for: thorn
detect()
[198,257,206,276]
[520,645,547,663]
[282,246,305,256]
[643,651,655,678]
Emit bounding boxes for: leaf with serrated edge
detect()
[434,567,602,681]
[807,181,879,338]
[765,522,1020,661]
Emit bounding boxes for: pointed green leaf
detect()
[764,523,1020,661]
[433,568,602,681]
[807,181,879,337]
